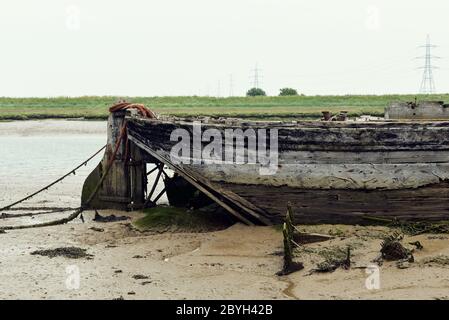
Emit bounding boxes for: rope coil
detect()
[109,102,157,119]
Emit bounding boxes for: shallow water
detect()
[0,121,106,208]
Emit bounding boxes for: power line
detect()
[251,63,263,88]
[229,74,234,97]
[417,34,440,94]
[216,80,221,97]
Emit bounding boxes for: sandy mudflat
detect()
[1,211,449,300]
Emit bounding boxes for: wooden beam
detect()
[144,164,163,207]
[146,166,159,176]
[152,187,166,204]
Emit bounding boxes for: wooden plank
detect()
[279,150,449,164]
[126,118,449,153]
[220,182,449,224]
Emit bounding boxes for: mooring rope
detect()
[0,122,128,231]
[4,206,79,212]
[0,103,156,231]
[0,144,106,213]
[1,207,77,219]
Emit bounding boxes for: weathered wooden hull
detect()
[127,116,449,224]
[217,182,449,224]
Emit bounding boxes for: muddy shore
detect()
[1,120,449,299]
[1,212,449,299]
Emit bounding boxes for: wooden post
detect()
[282,222,294,270]
[286,202,295,236]
[129,141,146,209]
[277,204,304,276]
[81,111,146,210]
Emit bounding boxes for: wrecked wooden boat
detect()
[83,105,449,225]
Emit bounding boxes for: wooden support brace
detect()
[146,164,163,203]
[127,135,257,225]
[153,184,166,202]
[146,166,159,176]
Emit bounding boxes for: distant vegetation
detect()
[279,88,299,96]
[246,88,266,97]
[1,94,449,121]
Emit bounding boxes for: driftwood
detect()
[1,207,76,219]
[0,207,85,231]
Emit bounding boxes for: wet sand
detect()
[1,120,449,299]
[1,213,449,299]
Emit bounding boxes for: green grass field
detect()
[1,94,449,120]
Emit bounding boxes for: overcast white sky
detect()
[0,0,448,97]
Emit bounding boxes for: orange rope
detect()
[109,102,156,119]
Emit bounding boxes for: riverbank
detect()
[2,94,448,121]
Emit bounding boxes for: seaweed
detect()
[311,246,351,273]
[30,247,93,259]
[421,255,449,267]
[93,211,130,223]
[363,216,449,236]
[132,206,232,233]
[380,232,413,262]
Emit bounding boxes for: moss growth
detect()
[133,206,233,233]
[311,246,351,273]
[363,216,449,236]
[328,227,346,237]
